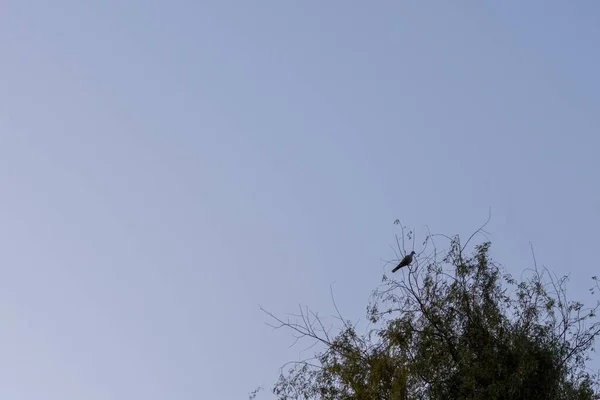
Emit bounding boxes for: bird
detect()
[392,251,416,273]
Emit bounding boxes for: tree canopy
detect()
[261,223,600,400]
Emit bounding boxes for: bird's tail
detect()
[391,265,401,273]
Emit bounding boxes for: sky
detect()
[1,1,599,399]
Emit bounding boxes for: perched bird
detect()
[392,251,416,273]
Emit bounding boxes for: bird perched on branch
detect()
[392,251,416,273]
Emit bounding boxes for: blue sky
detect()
[1,1,599,399]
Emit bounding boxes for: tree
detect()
[261,222,600,399]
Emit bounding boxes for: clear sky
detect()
[1,1,599,399]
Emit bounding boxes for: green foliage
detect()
[263,232,600,400]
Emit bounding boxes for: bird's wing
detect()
[399,254,411,267]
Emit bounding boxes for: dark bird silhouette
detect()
[392,251,416,273]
